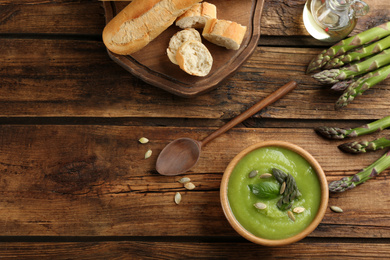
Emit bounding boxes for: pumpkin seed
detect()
[253,202,267,210]
[280,181,286,194]
[184,182,195,190]
[144,149,152,159]
[287,210,295,221]
[174,192,181,205]
[259,173,273,179]
[248,170,258,178]
[330,206,343,213]
[293,207,305,214]
[178,177,191,184]
[138,137,149,144]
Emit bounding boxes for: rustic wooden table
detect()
[1,0,390,258]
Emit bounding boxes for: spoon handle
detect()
[201,81,297,146]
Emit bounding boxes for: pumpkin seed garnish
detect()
[254,202,267,210]
[330,206,343,213]
[174,192,182,205]
[293,206,305,214]
[144,149,152,159]
[259,173,273,179]
[248,170,258,178]
[184,182,195,190]
[280,181,286,194]
[178,177,191,184]
[287,210,295,221]
[138,137,149,144]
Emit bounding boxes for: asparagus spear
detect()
[338,137,390,154]
[312,49,390,84]
[315,116,390,139]
[331,79,356,91]
[306,22,390,73]
[329,150,390,192]
[335,64,390,109]
[324,36,390,69]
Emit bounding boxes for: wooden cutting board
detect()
[103,0,265,97]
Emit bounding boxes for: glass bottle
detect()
[303,0,369,42]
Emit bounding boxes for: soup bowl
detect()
[220,141,328,246]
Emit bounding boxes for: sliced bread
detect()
[102,0,202,55]
[167,28,202,65]
[175,2,217,29]
[176,40,213,77]
[202,18,247,50]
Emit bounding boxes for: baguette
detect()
[167,28,202,65]
[176,40,213,77]
[202,18,247,50]
[102,0,201,55]
[175,2,217,29]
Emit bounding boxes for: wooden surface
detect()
[0,0,390,258]
[103,0,265,97]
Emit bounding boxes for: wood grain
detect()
[1,37,390,119]
[0,0,389,37]
[0,125,388,237]
[0,240,389,259]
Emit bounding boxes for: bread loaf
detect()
[175,2,217,29]
[202,18,247,50]
[102,0,202,55]
[167,28,202,65]
[176,40,213,77]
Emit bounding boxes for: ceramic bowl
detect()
[220,140,328,246]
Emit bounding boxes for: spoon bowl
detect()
[156,138,201,176]
[156,81,297,176]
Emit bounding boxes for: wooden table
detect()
[1,0,390,258]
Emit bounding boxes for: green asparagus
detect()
[329,150,390,192]
[324,36,390,69]
[335,64,390,109]
[315,116,390,139]
[312,49,390,84]
[338,137,390,154]
[306,22,390,73]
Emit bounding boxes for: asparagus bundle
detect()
[312,49,390,84]
[315,116,390,139]
[306,22,390,73]
[335,65,390,109]
[329,150,390,192]
[338,137,390,154]
[324,35,390,69]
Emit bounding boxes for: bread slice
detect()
[167,28,202,65]
[202,18,247,50]
[102,0,202,55]
[175,2,217,29]
[176,40,213,77]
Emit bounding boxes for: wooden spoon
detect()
[156,81,297,176]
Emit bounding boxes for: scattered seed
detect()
[280,181,286,194]
[287,210,295,221]
[254,202,267,210]
[248,170,258,178]
[178,177,191,184]
[293,207,305,214]
[184,182,195,190]
[259,173,273,179]
[144,149,152,159]
[174,192,182,205]
[330,206,343,213]
[138,137,149,144]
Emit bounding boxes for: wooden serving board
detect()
[103,0,265,97]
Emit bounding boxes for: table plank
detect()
[0,240,389,259]
[1,1,389,38]
[1,38,390,119]
[0,125,388,237]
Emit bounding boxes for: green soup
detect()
[227,146,321,240]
